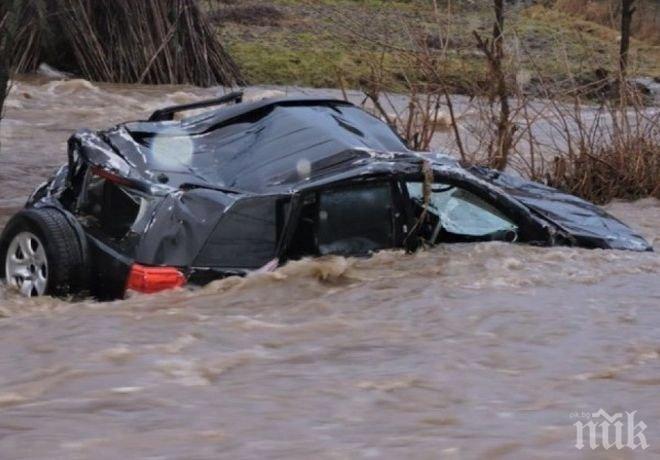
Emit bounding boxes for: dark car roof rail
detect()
[148,91,244,122]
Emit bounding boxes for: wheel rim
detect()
[4,232,49,297]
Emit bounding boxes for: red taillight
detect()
[91,165,132,186]
[126,264,186,294]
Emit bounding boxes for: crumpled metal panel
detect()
[134,188,235,266]
[125,101,408,193]
[470,166,652,251]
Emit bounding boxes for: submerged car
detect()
[0,92,652,299]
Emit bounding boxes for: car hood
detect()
[469,166,652,252]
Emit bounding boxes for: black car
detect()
[0,92,652,299]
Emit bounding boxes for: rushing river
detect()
[0,77,659,459]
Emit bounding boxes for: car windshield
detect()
[406,182,517,237]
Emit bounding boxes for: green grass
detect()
[229,40,487,92]
[515,5,660,79]
[229,42,356,87]
[217,0,660,90]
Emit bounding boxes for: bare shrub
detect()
[333,1,659,204]
[5,0,245,87]
[537,95,659,203]
[473,0,514,171]
[336,47,457,153]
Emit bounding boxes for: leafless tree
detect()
[619,0,636,79]
[473,0,514,171]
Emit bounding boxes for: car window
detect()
[194,196,278,269]
[76,168,141,239]
[317,183,394,255]
[406,182,517,237]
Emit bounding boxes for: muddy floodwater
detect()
[0,78,659,459]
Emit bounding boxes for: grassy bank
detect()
[207,0,660,204]
[211,0,659,90]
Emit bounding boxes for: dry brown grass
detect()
[539,92,659,204]
[547,132,658,203]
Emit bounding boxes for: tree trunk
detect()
[619,0,636,79]
[493,0,511,171]
[475,0,513,171]
[493,0,505,64]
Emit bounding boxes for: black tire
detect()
[0,208,86,297]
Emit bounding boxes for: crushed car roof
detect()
[103,98,412,193]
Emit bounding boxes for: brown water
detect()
[1,78,659,459]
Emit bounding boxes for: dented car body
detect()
[0,94,652,298]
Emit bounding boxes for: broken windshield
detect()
[406,182,517,239]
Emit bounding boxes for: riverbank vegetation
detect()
[1,0,244,86]
[1,0,658,204]
[333,0,659,204]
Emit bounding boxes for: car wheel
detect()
[0,208,85,297]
